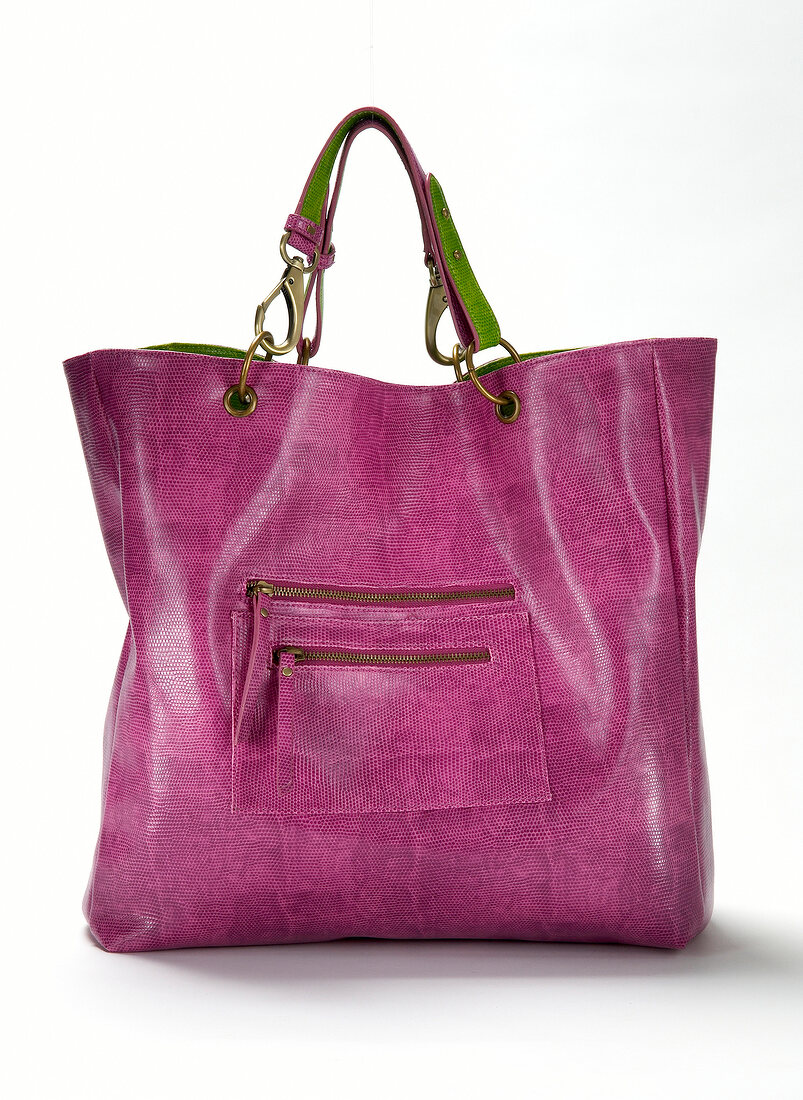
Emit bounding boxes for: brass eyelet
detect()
[223,330,272,417]
[495,391,521,423]
[223,385,258,417]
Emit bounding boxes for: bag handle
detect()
[290,116,430,361]
[224,108,522,425]
[287,113,431,362]
[284,108,432,271]
[284,106,500,358]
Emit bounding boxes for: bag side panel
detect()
[63,353,125,598]
[652,338,717,932]
[64,354,141,947]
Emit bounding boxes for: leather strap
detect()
[285,107,500,353]
[286,108,431,260]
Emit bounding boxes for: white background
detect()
[2,1,801,1096]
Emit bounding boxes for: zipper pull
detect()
[275,649,296,792]
[235,583,272,743]
[273,645,305,665]
[246,580,275,599]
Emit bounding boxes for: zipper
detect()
[272,645,490,667]
[247,580,514,604]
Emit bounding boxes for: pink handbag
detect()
[65,107,716,952]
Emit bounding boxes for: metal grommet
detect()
[224,329,273,417]
[458,338,523,424]
[223,384,258,417]
[495,391,521,424]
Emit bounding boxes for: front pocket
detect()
[231,587,550,815]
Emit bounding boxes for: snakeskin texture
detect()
[64,335,716,952]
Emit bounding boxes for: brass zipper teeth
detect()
[248,581,514,603]
[274,648,490,666]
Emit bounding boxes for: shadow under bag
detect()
[65,106,716,952]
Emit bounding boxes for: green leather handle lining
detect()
[429,176,500,351]
[299,110,397,226]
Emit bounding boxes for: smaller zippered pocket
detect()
[269,645,494,795]
[272,645,492,667]
[231,585,550,816]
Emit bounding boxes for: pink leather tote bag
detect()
[65,107,716,952]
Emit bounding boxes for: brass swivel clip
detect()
[224,233,319,417]
[425,259,465,373]
[254,232,319,357]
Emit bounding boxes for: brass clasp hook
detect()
[223,233,319,417]
[254,232,319,357]
[425,259,465,375]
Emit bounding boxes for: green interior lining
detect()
[145,342,270,361]
[144,343,575,378]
